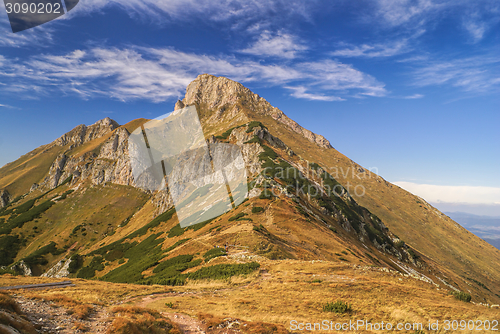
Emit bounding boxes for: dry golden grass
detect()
[0,144,65,197]
[144,260,499,332]
[107,305,181,334]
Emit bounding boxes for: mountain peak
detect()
[55,117,120,147]
[182,74,333,149]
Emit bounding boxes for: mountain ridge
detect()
[0,74,499,308]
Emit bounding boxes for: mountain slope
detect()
[0,74,498,307]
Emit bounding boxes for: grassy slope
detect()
[234,110,500,303]
[0,144,67,197]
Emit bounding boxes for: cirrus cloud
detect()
[0,46,386,102]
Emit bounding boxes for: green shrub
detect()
[246,121,266,133]
[203,248,227,262]
[10,200,54,225]
[58,175,73,187]
[259,145,278,161]
[0,268,18,276]
[252,207,264,214]
[77,256,105,279]
[216,125,244,140]
[129,208,176,239]
[68,254,83,274]
[295,206,309,217]
[167,224,185,238]
[23,241,63,267]
[395,240,405,248]
[259,190,274,200]
[57,189,74,201]
[407,248,420,261]
[153,255,194,274]
[228,212,246,221]
[244,136,262,144]
[188,262,260,281]
[14,199,36,214]
[101,234,164,283]
[323,301,352,313]
[309,162,321,170]
[451,291,471,302]
[0,235,22,266]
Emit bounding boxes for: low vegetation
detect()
[203,248,227,262]
[451,291,472,303]
[323,300,352,314]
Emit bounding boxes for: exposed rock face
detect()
[42,258,71,278]
[183,74,333,149]
[11,261,32,276]
[55,117,119,147]
[0,189,11,207]
[41,125,135,190]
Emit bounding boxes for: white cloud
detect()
[285,86,344,101]
[464,20,486,42]
[411,54,500,94]
[373,0,437,27]
[0,14,54,47]
[68,0,316,26]
[0,46,386,102]
[297,60,387,97]
[0,103,15,108]
[394,181,500,205]
[371,0,500,43]
[331,40,409,58]
[403,93,424,99]
[239,31,307,59]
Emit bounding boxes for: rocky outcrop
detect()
[11,261,32,276]
[41,258,71,278]
[183,74,333,149]
[55,117,119,147]
[41,126,135,190]
[0,189,11,207]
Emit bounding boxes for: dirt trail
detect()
[14,294,111,334]
[164,312,206,334]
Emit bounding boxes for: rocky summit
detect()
[0,74,499,333]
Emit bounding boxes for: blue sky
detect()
[0,0,499,214]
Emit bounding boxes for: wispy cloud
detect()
[394,181,500,205]
[285,86,344,101]
[0,15,54,48]
[69,0,317,27]
[372,0,500,42]
[331,40,410,58]
[373,0,437,27]
[411,54,500,94]
[0,46,386,102]
[239,31,307,59]
[403,93,424,99]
